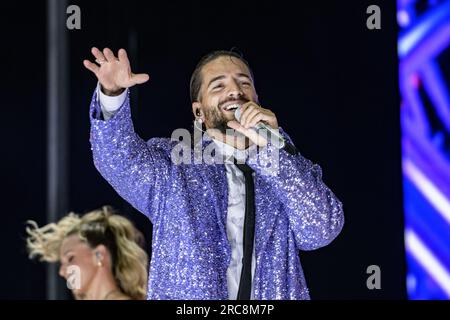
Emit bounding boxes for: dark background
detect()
[0,0,406,299]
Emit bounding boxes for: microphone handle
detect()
[234,106,285,148]
[254,123,286,149]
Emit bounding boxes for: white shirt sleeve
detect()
[96,83,127,120]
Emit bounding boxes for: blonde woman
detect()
[26,206,148,300]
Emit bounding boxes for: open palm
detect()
[83,47,149,95]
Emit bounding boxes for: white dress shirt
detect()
[96,85,256,299]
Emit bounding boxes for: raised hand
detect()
[83,47,149,96]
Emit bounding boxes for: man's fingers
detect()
[91,47,106,63]
[227,120,267,146]
[118,49,129,65]
[227,120,255,138]
[227,120,248,133]
[83,60,99,74]
[103,48,117,62]
[246,113,263,128]
[238,101,278,129]
[239,104,258,127]
[242,108,261,128]
[248,112,274,128]
[132,73,150,84]
[89,47,149,87]
[240,101,259,112]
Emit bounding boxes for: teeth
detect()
[225,103,241,111]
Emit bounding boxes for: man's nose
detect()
[227,81,244,99]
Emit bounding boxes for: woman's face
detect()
[58,234,98,298]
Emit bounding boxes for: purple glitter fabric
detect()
[89,89,344,300]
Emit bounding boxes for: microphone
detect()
[234,106,285,149]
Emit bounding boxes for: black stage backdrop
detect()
[0,0,405,299]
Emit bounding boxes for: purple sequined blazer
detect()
[89,89,344,300]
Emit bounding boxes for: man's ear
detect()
[192,102,202,117]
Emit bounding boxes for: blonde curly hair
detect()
[26,206,148,300]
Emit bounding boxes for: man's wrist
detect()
[100,84,125,97]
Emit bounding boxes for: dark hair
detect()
[79,218,119,270]
[189,50,254,103]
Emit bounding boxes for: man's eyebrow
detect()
[236,73,251,80]
[207,73,252,88]
[207,75,226,88]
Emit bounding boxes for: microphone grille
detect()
[234,106,242,121]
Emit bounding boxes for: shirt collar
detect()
[212,138,248,164]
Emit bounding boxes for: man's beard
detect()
[206,109,229,134]
[205,97,250,134]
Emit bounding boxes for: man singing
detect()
[83,47,344,300]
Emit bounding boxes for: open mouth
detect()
[221,103,242,112]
